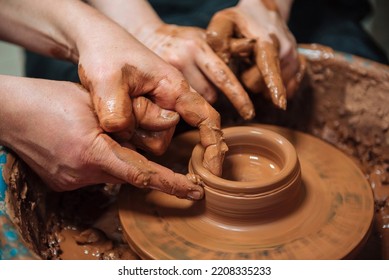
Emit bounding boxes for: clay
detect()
[260,0,279,12]
[119,125,373,259]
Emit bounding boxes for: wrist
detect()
[237,0,293,21]
[85,0,164,44]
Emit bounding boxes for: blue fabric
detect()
[0,146,33,259]
[0,146,8,215]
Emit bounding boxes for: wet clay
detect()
[222,149,281,181]
[118,125,373,259]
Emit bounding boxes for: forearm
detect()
[0,0,125,63]
[86,0,163,42]
[0,75,28,148]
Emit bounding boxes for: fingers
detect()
[254,38,287,109]
[174,88,228,176]
[115,97,179,155]
[96,134,204,200]
[206,12,234,64]
[131,126,176,156]
[181,65,219,104]
[78,64,135,133]
[230,38,255,57]
[284,54,306,98]
[241,65,264,94]
[196,45,255,120]
[132,96,180,131]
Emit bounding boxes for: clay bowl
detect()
[188,126,302,224]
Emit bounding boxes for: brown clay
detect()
[119,125,374,259]
[260,0,279,12]
[255,40,286,109]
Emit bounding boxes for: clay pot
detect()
[188,126,302,224]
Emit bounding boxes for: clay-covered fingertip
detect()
[239,104,256,121]
[242,109,256,120]
[278,96,287,110]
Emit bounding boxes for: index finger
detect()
[175,87,228,177]
[196,44,255,120]
[206,11,235,63]
[254,37,287,109]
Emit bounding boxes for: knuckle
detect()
[89,64,117,83]
[157,72,189,96]
[184,38,199,52]
[129,168,152,189]
[166,54,184,69]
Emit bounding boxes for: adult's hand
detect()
[86,0,255,121]
[0,0,227,177]
[138,24,256,121]
[0,76,204,199]
[76,16,227,176]
[207,0,305,109]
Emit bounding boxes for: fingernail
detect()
[187,190,203,200]
[278,96,287,110]
[160,109,178,120]
[240,104,255,120]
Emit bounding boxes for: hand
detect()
[76,18,227,176]
[0,76,204,199]
[207,0,305,109]
[137,24,255,120]
[84,0,254,120]
[0,0,227,178]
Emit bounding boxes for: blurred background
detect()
[1,0,388,77]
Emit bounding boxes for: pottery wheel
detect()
[119,124,374,259]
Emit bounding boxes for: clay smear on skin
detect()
[255,39,286,109]
[207,12,287,110]
[79,64,160,133]
[260,0,279,12]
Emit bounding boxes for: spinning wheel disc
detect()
[119,124,374,259]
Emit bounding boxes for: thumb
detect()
[78,64,134,133]
[92,134,204,200]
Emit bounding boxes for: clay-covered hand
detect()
[0,76,203,199]
[85,0,253,120]
[0,1,226,180]
[77,22,227,176]
[207,0,305,109]
[137,24,255,120]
